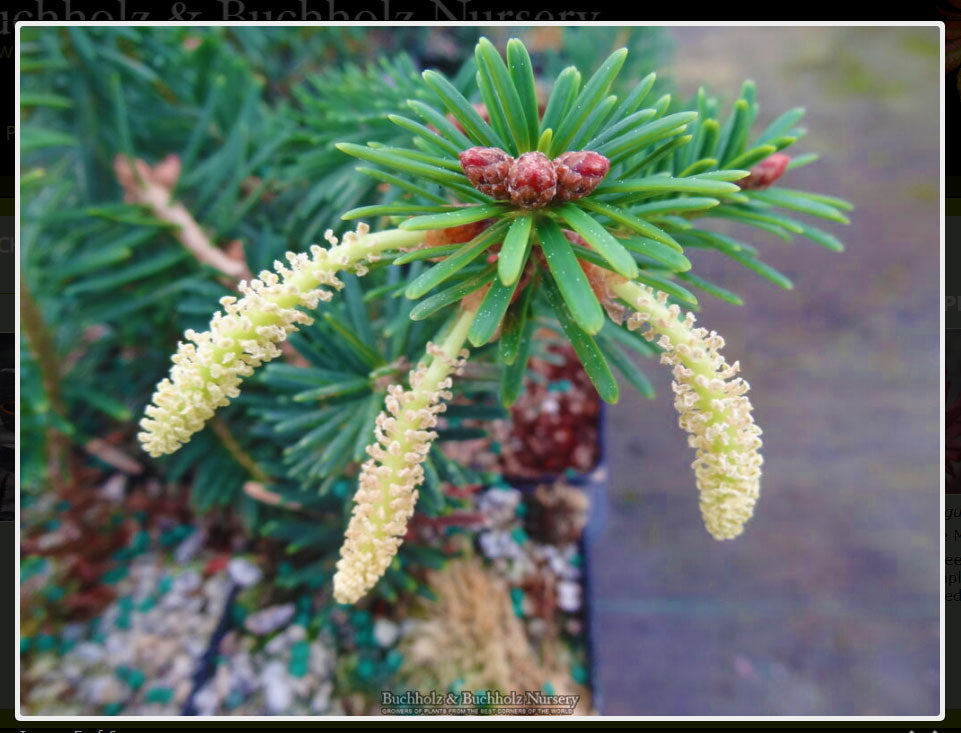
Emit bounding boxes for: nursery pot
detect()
[502,403,608,715]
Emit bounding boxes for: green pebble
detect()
[490,441,502,455]
[450,678,464,694]
[115,665,131,681]
[132,530,150,552]
[157,576,173,595]
[43,585,65,602]
[158,529,180,547]
[21,557,47,582]
[356,657,375,681]
[231,604,247,626]
[225,689,244,709]
[145,686,174,704]
[510,527,528,545]
[543,681,556,695]
[103,702,123,715]
[44,518,60,531]
[570,553,582,568]
[127,669,146,690]
[352,610,372,628]
[20,637,32,653]
[55,500,70,512]
[565,467,578,480]
[35,634,55,652]
[514,502,527,517]
[115,614,131,630]
[295,598,312,627]
[509,587,525,617]
[102,566,128,585]
[356,628,375,648]
[386,649,404,672]
[138,596,156,612]
[289,657,308,678]
[59,638,76,655]
[571,665,589,685]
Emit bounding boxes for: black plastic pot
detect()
[504,402,609,714]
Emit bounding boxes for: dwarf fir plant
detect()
[139,37,850,604]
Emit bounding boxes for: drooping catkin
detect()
[138,224,424,457]
[584,262,763,539]
[332,307,475,604]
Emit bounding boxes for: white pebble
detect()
[262,662,291,713]
[228,557,263,587]
[100,473,127,501]
[245,603,296,635]
[557,579,582,612]
[373,618,399,647]
[172,569,201,595]
[174,528,206,563]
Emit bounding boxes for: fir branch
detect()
[20,276,69,490]
[210,416,271,484]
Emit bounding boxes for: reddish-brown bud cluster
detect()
[552,151,611,202]
[738,153,791,190]
[458,146,610,209]
[507,151,557,208]
[458,147,513,200]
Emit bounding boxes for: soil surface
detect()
[592,26,940,715]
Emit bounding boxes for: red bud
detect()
[738,153,791,190]
[553,151,610,202]
[459,146,513,200]
[508,151,557,209]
